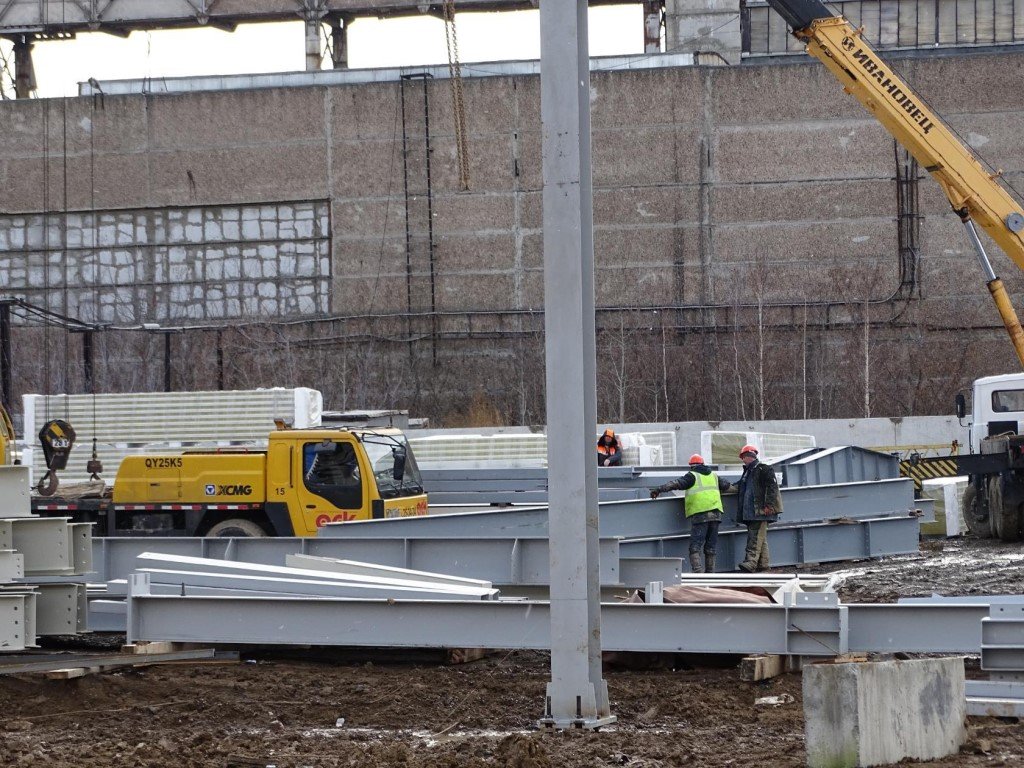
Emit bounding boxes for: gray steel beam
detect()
[126,584,996,656]
[126,577,845,657]
[33,583,88,636]
[320,478,919,539]
[618,558,682,587]
[782,446,899,487]
[285,554,493,589]
[620,515,921,570]
[138,568,498,601]
[0,466,32,518]
[0,517,76,576]
[87,535,623,585]
[133,554,499,598]
[846,604,988,653]
[0,593,33,651]
[0,550,24,581]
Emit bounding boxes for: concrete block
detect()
[803,658,967,768]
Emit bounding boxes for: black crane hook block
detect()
[36,419,76,497]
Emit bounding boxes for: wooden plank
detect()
[740,654,786,682]
[46,666,100,680]
[121,641,204,655]
[0,648,216,675]
[445,647,488,665]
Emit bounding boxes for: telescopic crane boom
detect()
[767,0,1024,366]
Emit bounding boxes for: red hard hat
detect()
[739,444,759,458]
[688,453,704,465]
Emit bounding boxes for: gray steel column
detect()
[304,16,322,71]
[539,0,613,728]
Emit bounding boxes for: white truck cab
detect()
[959,373,1024,453]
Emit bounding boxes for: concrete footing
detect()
[803,657,967,768]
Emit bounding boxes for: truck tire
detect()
[206,518,268,538]
[988,477,1023,543]
[963,483,992,539]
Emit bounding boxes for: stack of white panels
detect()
[701,431,816,469]
[22,388,322,485]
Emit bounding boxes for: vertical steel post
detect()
[539,0,614,729]
[82,330,94,394]
[0,302,11,411]
[330,17,349,69]
[13,35,35,99]
[304,16,321,71]
[163,332,172,392]
[216,330,225,391]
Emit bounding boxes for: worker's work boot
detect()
[737,561,756,573]
[704,553,716,574]
[689,553,705,574]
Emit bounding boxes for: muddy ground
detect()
[1,537,1022,767]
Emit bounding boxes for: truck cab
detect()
[961,374,1024,453]
[951,374,1024,541]
[109,427,427,537]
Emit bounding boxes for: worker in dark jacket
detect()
[735,444,783,572]
[597,429,623,467]
[650,453,733,573]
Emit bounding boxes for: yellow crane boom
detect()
[767,0,1024,366]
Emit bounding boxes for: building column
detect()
[538,0,614,730]
[665,0,743,64]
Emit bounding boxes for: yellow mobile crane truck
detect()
[766,0,1024,539]
[29,425,428,537]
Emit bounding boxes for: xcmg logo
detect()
[204,484,253,496]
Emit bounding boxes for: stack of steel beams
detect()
[0,466,92,649]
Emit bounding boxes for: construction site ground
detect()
[2,536,1023,767]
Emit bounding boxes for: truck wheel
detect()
[989,477,1022,543]
[206,518,268,538]
[963,483,992,538]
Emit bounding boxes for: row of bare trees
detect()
[4,297,1008,429]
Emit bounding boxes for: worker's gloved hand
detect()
[649,490,660,500]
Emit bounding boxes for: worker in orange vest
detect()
[597,429,623,466]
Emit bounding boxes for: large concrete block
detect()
[331,198,407,240]
[150,145,328,206]
[148,89,326,150]
[431,192,517,234]
[898,51,1024,116]
[593,125,699,187]
[714,121,892,183]
[434,231,517,272]
[427,134,517,194]
[591,68,702,130]
[712,179,893,224]
[803,658,967,768]
[333,237,406,278]
[595,185,700,227]
[709,60,865,125]
[331,137,410,199]
[712,219,897,266]
[595,226,693,267]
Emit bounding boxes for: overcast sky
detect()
[3,6,644,98]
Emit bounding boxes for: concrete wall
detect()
[2,50,1023,421]
[4,52,1022,320]
[414,414,968,460]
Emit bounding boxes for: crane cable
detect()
[442,0,470,191]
